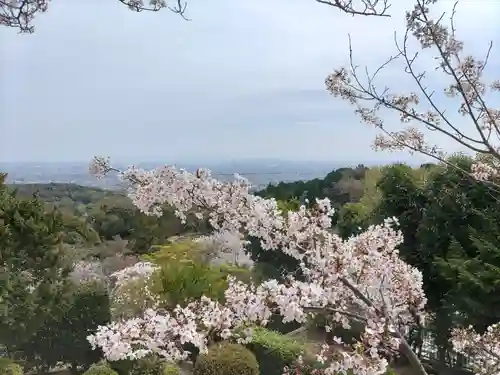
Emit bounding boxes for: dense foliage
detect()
[0,174,73,355]
[22,283,111,372]
[256,165,368,215]
[0,359,23,375]
[82,364,118,375]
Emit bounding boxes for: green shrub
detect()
[143,240,206,264]
[162,363,181,375]
[82,364,118,375]
[110,356,181,375]
[218,264,253,283]
[246,327,305,375]
[0,359,23,375]
[30,283,111,370]
[194,342,259,375]
[143,240,260,311]
[130,356,166,375]
[107,360,134,375]
[149,257,229,308]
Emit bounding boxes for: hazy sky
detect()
[1,0,499,164]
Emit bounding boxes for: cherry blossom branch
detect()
[323,0,500,184]
[451,324,500,375]
[0,0,48,32]
[117,0,190,21]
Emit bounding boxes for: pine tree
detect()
[0,173,73,354]
[436,211,500,332]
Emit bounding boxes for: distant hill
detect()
[8,182,124,204]
[1,159,342,191]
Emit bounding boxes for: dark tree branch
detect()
[0,0,189,33]
[1,0,393,34]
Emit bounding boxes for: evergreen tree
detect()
[374,157,500,364]
[0,173,72,354]
[21,282,111,373]
[435,211,500,333]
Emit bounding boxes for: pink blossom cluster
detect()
[470,154,500,182]
[110,261,159,288]
[110,268,161,320]
[86,158,427,375]
[451,324,500,375]
[70,260,107,285]
[88,156,112,180]
[88,294,258,362]
[195,230,251,265]
[105,261,162,319]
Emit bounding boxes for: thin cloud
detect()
[0,0,498,163]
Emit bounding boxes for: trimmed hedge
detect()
[0,359,23,375]
[194,342,259,375]
[83,364,118,375]
[246,327,306,375]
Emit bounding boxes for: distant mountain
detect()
[0,159,345,191]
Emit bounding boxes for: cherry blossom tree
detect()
[86,156,499,375]
[1,0,391,33]
[86,157,430,375]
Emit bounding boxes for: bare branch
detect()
[315,0,391,17]
[1,0,394,34]
[0,0,187,33]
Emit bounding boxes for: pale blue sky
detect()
[1,0,499,163]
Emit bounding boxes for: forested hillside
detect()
[7,181,207,254]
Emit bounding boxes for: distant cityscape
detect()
[0,159,349,191]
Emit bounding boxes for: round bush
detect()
[0,359,23,375]
[130,356,167,375]
[194,343,259,375]
[83,364,119,375]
